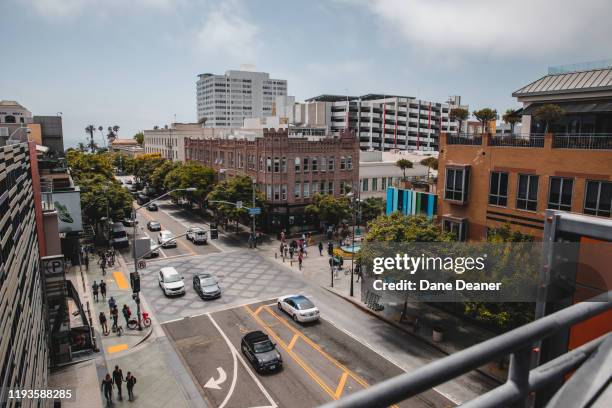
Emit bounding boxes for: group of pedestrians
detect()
[279,235,310,270]
[98,296,132,335]
[101,365,137,405]
[98,249,116,275]
[91,280,107,302]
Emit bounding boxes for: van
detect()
[109,222,129,249]
[158,267,185,296]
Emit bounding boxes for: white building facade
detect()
[196,68,288,128]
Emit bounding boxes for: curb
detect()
[322,286,505,384]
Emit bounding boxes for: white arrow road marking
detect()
[204,367,227,390]
[208,314,277,408]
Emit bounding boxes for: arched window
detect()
[4,115,16,123]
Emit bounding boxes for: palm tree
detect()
[77,142,87,152]
[450,107,469,134]
[85,125,96,152]
[502,109,521,135]
[420,157,438,180]
[473,108,498,134]
[534,104,565,133]
[396,159,413,181]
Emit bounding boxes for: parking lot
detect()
[164,299,454,408]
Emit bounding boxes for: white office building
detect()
[302,95,465,151]
[196,68,288,127]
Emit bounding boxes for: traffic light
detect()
[210,223,218,239]
[130,272,141,293]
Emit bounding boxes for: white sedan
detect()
[277,295,320,323]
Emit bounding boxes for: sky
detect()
[2,0,612,148]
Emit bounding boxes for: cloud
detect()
[196,1,260,61]
[362,0,612,58]
[26,0,176,19]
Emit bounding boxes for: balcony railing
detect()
[447,133,482,145]
[489,134,545,148]
[552,133,612,150]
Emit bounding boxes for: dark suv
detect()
[241,331,282,373]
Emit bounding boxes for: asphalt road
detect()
[164,300,454,408]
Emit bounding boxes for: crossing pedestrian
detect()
[122,304,131,326]
[101,373,113,406]
[112,365,124,401]
[108,296,116,312]
[327,241,333,256]
[289,246,294,259]
[100,280,107,300]
[111,306,119,329]
[125,371,137,401]
[92,281,99,302]
[318,241,323,256]
[298,253,303,270]
[99,312,108,334]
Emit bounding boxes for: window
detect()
[328,157,335,171]
[328,181,334,195]
[312,158,318,172]
[274,185,280,200]
[304,157,310,172]
[281,184,287,200]
[312,182,319,195]
[444,167,469,203]
[303,182,310,198]
[260,156,264,171]
[347,155,353,170]
[372,178,378,191]
[382,177,387,190]
[548,177,573,211]
[516,174,539,211]
[266,157,272,172]
[340,156,346,170]
[295,157,301,172]
[281,157,287,173]
[362,178,369,192]
[274,157,280,173]
[442,218,467,242]
[320,181,326,194]
[321,157,327,172]
[294,182,301,199]
[266,185,272,200]
[584,180,611,217]
[489,172,508,206]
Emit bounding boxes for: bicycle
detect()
[112,323,123,337]
[127,311,151,329]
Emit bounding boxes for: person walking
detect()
[111,306,119,330]
[302,242,308,257]
[298,252,303,270]
[99,312,108,334]
[92,281,99,302]
[100,259,106,276]
[125,372,137,401]
[289,246,294,259]
[112,365,124,401]
[122,304,131,326]
[318,241,323,256]
[327,241,334,256]
[101,373,114,406]
[100,280,107,300]
[108,296,117,312]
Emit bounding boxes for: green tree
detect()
[502,109,521,135]
[133,131,144,145]
[66,150,114,181]
[164,161,216,206]
[395,159,413,180]
[151,160,178,192]
[449,107,469,134]
[133,153,166,185]
[365,212,450,243]
[85,125,97,152]
[305,193,351,227]
[359,197,385,225]
[207,176,266,225]
[534,104,565,133]
[473,108,498,134]
[112,152,135,175]
[420,157,438,180]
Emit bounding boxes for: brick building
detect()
[436,132,612,241]
[185,128,359,231]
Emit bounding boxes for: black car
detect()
[192,273,221,299]
[241,331,282,373]
[122,218,138,227]
[147,220,161,231]
[147,203,158,211]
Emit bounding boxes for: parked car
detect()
[144,239,160,258]
[186,226,208,245]
[137,194,148,205]
[122,218,138,227]
[158,267,184,296]
[126,179,133,185]
[147,220,161,231]
[193,273,221,299]
[147,203,158,211]
[277,295,320,323]
[109,222,129,249]
[241,331,282,373]
[158,230,177,248]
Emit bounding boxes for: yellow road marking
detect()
[107,344,128,353]
[112,271,129,290]
[244,305,336,399]
[254,305,264,316]
[287,334,299,351]
[334,372,349,399]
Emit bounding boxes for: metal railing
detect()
[320,291,612,408]
[489,134,545,148]
[447,133,482,145]
[552,133,612,150]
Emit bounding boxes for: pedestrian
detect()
[318,241,323,256]
[101,373,113,406]
[279,242,284,256]
[92,281,99,302]
[122,304,131,326]
[108,296,116,312]
[111,306,119,329]
[125,371,137,401]
[289,246,294,259]
[100,260,106,276]
[303,242,308,257]
[99,312,108,334]
[298,253,303,270]
[328,257,333,270]
[100,280,107,300]
[355,263,362,282]
[284,244,288,258]
[112,365,124,400]
[327,241,333,256]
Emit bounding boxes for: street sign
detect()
[249,207,261,215]
[137,260,146,269]
[236,201,243,209]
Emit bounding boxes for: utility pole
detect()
[252,178,257,248]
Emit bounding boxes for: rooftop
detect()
[305,93,414,102]
[512,68,612,97]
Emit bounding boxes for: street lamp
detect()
[346,190,360,297]
[131,187,196,329]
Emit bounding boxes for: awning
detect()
[523,101,612,115]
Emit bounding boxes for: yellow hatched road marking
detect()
[287,334,299,350]
[112,271,129,289]
[334,372,349,399]
[107,344,128,353]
